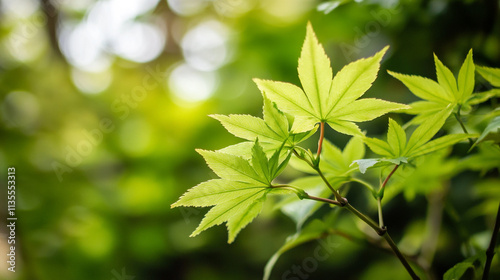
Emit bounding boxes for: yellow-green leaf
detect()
[409,134,475,158]
[263,95,289,138]
[298,22,333,117]
[256,25,404,135]
[387,118,406,157]
[191,188,269,242]
[171,179,266,208]
[457,49,474,103]
[197,149,264,185]
[327,46,389,114]
[476,65,500,87]
[388,71,452,103]
[330,98,409,122]
[434,53,458,98]
[363,137,393,157]
[211,114,282,143]
[405,106,453,155]
[326,119,363,136]
[254,79,317,120]
[175,141,297,243]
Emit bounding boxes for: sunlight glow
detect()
[111,21,166,63]
[58,0,164,72]
[0,0,39,18]
[58,21,112,72]
[181,20,230,71]
[169,63,217,103]
[167,0,207,16]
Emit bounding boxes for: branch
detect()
[378,197,384,228]
[384,232,421,280]
[305,194,341,206]
[483,202,500,280]
[314,165,420,279]
[311,193,420,279]
[40,0,64,59]
[315,167,345,203]
[378,165,399,228]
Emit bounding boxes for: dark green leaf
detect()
[471,115,500,149]
[263,219,332,280]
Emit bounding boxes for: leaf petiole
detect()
[316,121,325,161]
[453,105,474,146]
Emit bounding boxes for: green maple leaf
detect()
[388,49,486,124]
[212,96,315,157]
[476,65,500,87]
[171,140,294,243]
[470,65,500,105]
[471,115,500,149]
[355,106,476,173]
[263,219,332,280]
[253,23,408,136]
[290,136,365,177]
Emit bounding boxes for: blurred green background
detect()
[0,0,499,279]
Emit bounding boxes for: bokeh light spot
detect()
[167,0,207,16]
[111,21,166,63]
[71,68,113,94]
[58,21,111,72]
[168,63,217,104]
[181,20,230,71]
[0,0,40,18]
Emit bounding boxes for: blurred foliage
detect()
[0,0,499,279]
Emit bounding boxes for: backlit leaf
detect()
[405,106,453,154]
[388,71,451,103]
[213,95,315,156]
[387,118,406,157]
[173,141,297,243]
[390,51,489,122]
[211,114,280,143]
[329,98,409,122]
[197,149,264,185]
[254,79,317,122]
[467,89,500,105]
[343,136,366,163]
[172,179,265,208]
[191,188,269,242]
[327,46,389,113]
[298,22,333,117]
[476,65,500,87]
[263,95,289,138]
[363,137,393,157]
[457,49,474,102]
[409,134,474,158]
[434,53,458,98]
[255,25,407,135]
